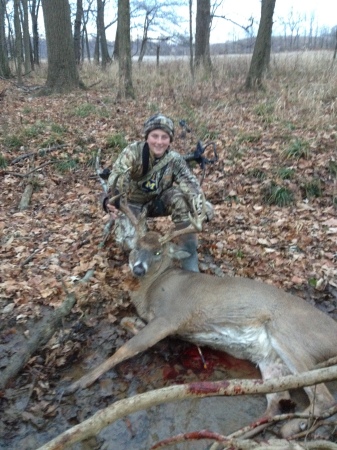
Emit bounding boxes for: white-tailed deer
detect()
[66,196,337,437]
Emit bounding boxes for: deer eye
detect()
[154,250,161,256]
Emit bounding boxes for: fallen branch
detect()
[0,292,76,391]
[37,365,337,450]
[152,432,337,450]
[20,248,42,267]
[18,179,34,210]
[315,356,337,369]
[3,161,55,178]
[11,144,68,165]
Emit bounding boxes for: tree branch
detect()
[37,365,337,450]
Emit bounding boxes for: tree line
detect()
[1,0,336,94]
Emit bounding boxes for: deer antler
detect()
[107,169,140,228]
[159,193,207,244]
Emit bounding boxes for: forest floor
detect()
[1,57,337,449]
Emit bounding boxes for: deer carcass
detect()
[66,197,337,437]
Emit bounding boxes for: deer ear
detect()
[168,243,191,260]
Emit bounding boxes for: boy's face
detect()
[147,129,171,158]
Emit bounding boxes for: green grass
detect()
[301,179,322,198]
[283,138,310,159]
[328,160,337,178]
[0,153,8,168]
[262,182,294,206]
[248,168,266,180]
[106,133,128,150]
[54,157,79,173]
[3,134,24,149]
[277,167,295,179]
[73,103,97,118]
[254,102,275,123]
[236,132,262,144]
[22,123,45,138]
[41,136,65,147]
[50,123,67,134]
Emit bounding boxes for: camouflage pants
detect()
[114,186,192,251]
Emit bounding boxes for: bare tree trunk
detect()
[21,0,32,73]
[97,0,111,68]
[0,0,11,78]
[113,22,119,60]
[195,0,212,72]
[73,0,83,64]
[82,24,90,61]
[245,0,276,89]
[41,0,81,93]
[117,0,134,99]
[189,0,194,79]
[13,0,23,84]
[94,33,100,63]
[138,14,149,63]
[333,28,337,60]
[29,0,40,66]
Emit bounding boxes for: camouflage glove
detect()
[102,188,121,213]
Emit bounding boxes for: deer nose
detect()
[133,263,146,277]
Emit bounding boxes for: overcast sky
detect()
[209,0,337,43]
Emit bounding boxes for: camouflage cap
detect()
[143,113,174,142]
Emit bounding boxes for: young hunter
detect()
[103,113,214,272]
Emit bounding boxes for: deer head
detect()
[119,193,207,278]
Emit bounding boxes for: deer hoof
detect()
[280,418,308,437]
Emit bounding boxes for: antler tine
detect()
[107,169,140,228]
[159,193,207,244]
[118,195,139,228]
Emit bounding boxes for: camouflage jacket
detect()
[107,141,202,205]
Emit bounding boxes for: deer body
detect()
[130,262,337,371]
[66,203,337,436]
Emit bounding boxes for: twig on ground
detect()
[20,248,42,267]
[11,144,68,165]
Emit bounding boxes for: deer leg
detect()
[120,316,147,335]
[258,359,292,417]
[63,317,178,394]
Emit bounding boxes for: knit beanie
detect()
[143,113,174,142]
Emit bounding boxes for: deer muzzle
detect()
[132,262,147,277]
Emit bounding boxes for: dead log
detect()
[0,293,76,391]
[18,181,34,210]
